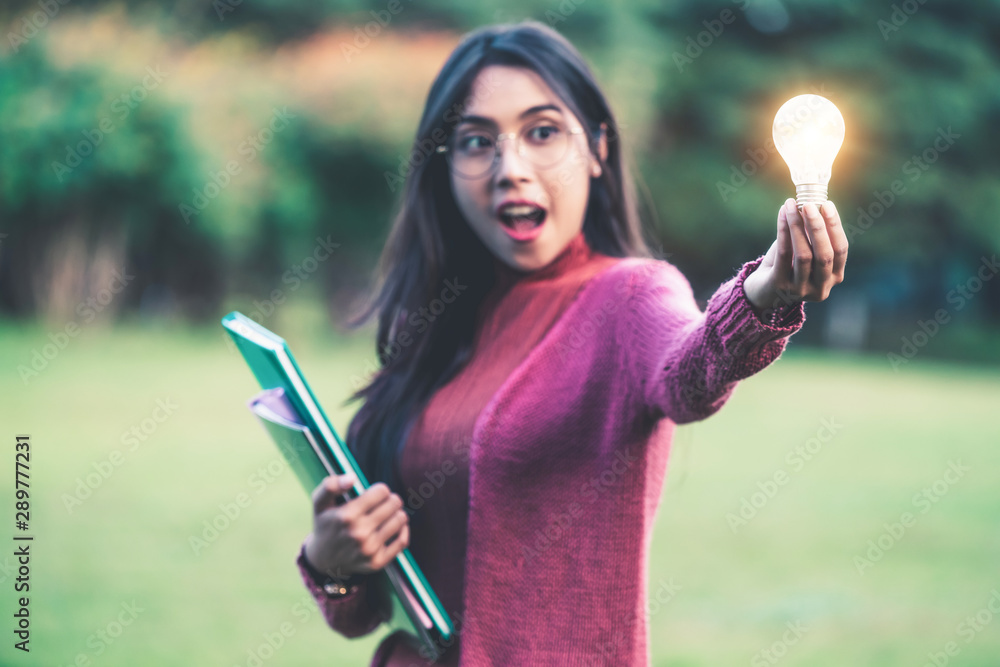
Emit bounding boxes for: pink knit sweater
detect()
[297,238,805,665]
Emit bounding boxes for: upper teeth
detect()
[503,205,538,216]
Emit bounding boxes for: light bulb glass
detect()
[772,94,845,208]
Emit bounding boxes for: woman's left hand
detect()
[742,197,849,319]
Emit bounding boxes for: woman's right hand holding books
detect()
[304,474,410,578]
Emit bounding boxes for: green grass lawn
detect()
[1,309,998,666]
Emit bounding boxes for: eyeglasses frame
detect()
[435,124,589,179]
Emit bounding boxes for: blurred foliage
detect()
[0,0,997,359]
[0,39,227,320]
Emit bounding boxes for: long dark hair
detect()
[343,20,654,496]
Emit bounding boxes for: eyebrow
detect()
[457,104,564,127]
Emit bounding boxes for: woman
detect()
[296,20,847,667]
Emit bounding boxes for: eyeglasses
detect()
[436,120,587,179]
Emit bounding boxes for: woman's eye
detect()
[527,125,561,143]
[457,134,493,153]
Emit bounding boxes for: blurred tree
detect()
[0,41,227,321]
[0,0,997,360]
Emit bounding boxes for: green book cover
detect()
[222,311,455,661]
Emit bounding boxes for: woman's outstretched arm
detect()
[619,198,847,424]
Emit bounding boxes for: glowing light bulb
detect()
[772,94,845,208]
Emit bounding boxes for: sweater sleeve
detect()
[295,540,392,639]
[620,255,805,425]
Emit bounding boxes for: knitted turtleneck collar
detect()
[488,230,594,292]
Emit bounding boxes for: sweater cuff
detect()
[696,255,806,375]
[723,255,806,340]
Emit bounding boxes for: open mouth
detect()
[498,203,547,234]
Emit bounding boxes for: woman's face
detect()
[447,65,606,272]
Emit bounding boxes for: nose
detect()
[494,133,532,185]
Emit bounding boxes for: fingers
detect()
[312,478,409,573]
[784,199,813,292]
[759,239,778,269]
[338,481,392,523]
[822,200,849,282]
[775,202,793,286]
[373,523,410,570]
[800,202,835,298]
[312,473,356,516]
[779,198,848,302]
[361,506,409,563]
[389,523,410,552]
[359,489,405,537]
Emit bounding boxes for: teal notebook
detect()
[221,311,454,661]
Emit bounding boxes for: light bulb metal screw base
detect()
[795,184,828,210]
